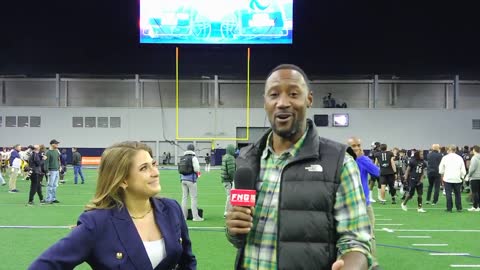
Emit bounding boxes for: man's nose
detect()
[276,93,291,108]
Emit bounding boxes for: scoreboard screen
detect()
[139,0,293,44]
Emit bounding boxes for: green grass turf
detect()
[1,168,479,269]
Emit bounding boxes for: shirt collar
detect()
[261,126,309,160]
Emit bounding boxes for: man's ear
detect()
[307,91,313,108]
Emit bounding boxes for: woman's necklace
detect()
[130,207,152,219]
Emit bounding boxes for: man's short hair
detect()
[447,145,457,152]
[266,64,311,90]
[473,145,480,153]
[380,144,387,151]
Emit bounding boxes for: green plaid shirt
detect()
[242,130,372,269]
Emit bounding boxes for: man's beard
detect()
[271,117,301,139]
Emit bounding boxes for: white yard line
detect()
[412,244,448,246]
[398,236,432,238]
[188,227,224,229]
[397,229,480,232]
[376,224,403,226]
[450,265,480,268]
[430,253,470,256]
[381,228,394,233]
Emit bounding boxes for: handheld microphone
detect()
[230,167,256,207]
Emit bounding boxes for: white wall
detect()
[3,78,480,109]
[0,107,479,150]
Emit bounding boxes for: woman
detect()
[29,141,197,269]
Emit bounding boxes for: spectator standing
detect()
[221,145,236,217]
[439,145,467,212]
[467,145,480,211]
[178,144,203,221]
[27,145,46,206]
[8,144,22,193]
[426,144,443,205]
[72,147,85,184]
[45,139,62,203]
[59,149,68,184]
[204,153,211,172]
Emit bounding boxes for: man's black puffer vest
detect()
[234,119,347,270]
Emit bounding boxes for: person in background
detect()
[27,145,46,206]
[19,146,32,180]
[72,147,85,184]
[348,137,381,270]
[45,139,62,203]
[204,153,211,172]
[8,144,22,193]
[1,147,8,176]
[368,142,382,203]
[374,144,397,204]
[0,158,5,186]
[166,152,172,164]
[221,144,236,218]
[401,151,427,213]
[467,145,480,212]
[59,149,68,184]
[161,152,167,165]
[28,141,197,269]
[226,64,371,270]
[38,145,47,186]
[439,145,467,212]
[426,144,442,205]
[179,144,203,222]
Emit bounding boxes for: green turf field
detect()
[1,168,479,269]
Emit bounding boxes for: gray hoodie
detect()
[468,154,480,180]
[180,150,200,182]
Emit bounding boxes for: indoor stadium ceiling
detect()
[0,1,479,78]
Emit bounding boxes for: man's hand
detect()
[333,252,368,270]
[332,259,344,270]
[225,206,254,235]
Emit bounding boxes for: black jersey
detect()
[408,158,427,181]
[375,151,395,175]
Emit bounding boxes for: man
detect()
[166,152,172,164]
[205,153,211,172]
[226,64,371,270]
[467,145,480,211]
[27,145,46,206]
[401,151,427,213]
[19,146,33,180]
[439,145,466,212]
[461,146,472,197]
[426,144,442,205]
[374,144,397,204]
[0,148,8,175]
[368,142,381,202]
[0,148,6,186]
[8,144,22,193]
[72,147,85,184]
[347,137,381,270]
[179,144,203,222]
[221,144,236,217]
[44,139,62,203]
